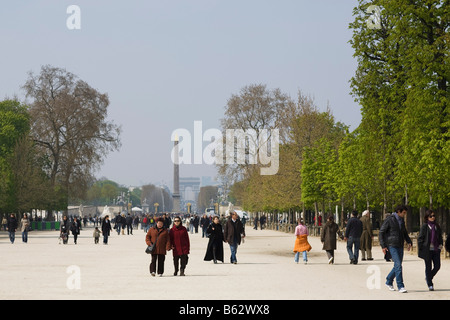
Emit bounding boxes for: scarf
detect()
[427,221,439,251]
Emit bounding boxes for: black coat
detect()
[379,214,412,249]
[71,220,81,235]
[417,223,443,260]
[7,217,18,232]
[102,219,112,236]
[223,217,245,245]
[204,222,224,262]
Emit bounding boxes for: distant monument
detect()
[172,134,181,212]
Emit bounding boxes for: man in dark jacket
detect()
[126,213,133,235]
[223,211,245,264]
[379,204,412,293]
[344,210,363,264]
[7,214,18,244]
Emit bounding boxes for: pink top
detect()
[295,224,308,236]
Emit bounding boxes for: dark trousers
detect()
[173,254,188,274]
[150,254,166,275]
[425,250,441,287]
[127,224,133,235]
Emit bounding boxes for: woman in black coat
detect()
[101,215,112,245]
[417,210,443,291]
[204,216,224,263]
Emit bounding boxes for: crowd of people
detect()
[293,204,450,293]
[2,205,450,292]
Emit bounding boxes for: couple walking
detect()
[145,217,189,276]
[204,212,246,264]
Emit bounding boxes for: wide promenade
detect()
[1,225,449,300]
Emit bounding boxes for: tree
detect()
[22,65,122,212]
[0,100,31,212]
[197,186,219,214]
[349,0,449,218]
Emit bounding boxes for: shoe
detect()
[158,274,163,277]
[398,287,407,293]
[386,284,395,291]
[328,257,334,264]
[180,270,185,276]
[353,260,358,265]
[367,258,374,261]
[350,259,354,264]
[429,286,434,291]
[174,272,178,276]
[361,258,366,261]
[304,261,308,265]
[151,272,155,277]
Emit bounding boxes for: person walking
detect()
[60,215,70,244]
[418,209,443,291]
[169,217,190,276]
[114,213,122,235]
[379,204,412,293]
[223,211,245,264]
[2,215,7,231]
[204,216,225,264]
[344,210,363,264]
[360,210,373,261]
[321,215,342,264]
[71,217,81,244]
[293,219,311,264]
[20,214,31,243]
[200,214,210,238]
[101,215,112,244]
[7,214,18,244]
[93,227,101,244]
[126,213,133,235]
[146,218,171,277]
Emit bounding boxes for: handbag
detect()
[145,229,161,254]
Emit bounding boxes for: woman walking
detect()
[204,216,225,264]
[169,217,190,276]
[20,214,30,243]
[418,210,443,291]
[321,215,342,264]
[101,215,112,244]
[293,219,311,264]
[146,218,171,277]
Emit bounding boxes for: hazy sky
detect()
[0,1,362,189]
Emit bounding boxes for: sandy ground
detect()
[1,225,449,300]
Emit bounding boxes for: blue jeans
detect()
[22,231,28,243]
[346,236,360,262]
[386,246,405,288]
[295,251,307,262]
[229,242,238,263]
[9,231,15,243]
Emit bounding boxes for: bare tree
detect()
[22,65,121,210]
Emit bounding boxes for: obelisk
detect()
[172,134,181,212]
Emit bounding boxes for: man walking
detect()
[7,214,18,244]
[379,205,412,293]
[223,211,245,264]
[344,210,363,264]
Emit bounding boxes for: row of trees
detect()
[221,0,449,228]
[0,65,121,218]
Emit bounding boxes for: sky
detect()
[0,0,362,190]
